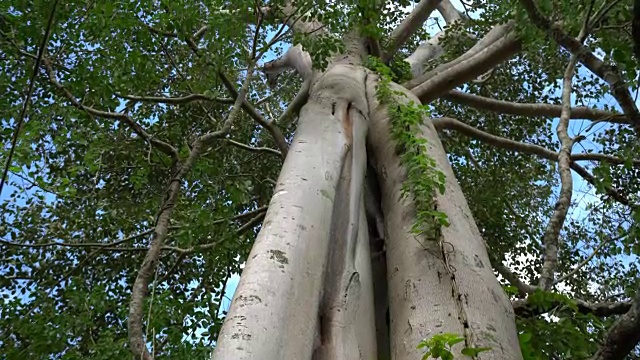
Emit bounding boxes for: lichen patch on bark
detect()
[268,249,289,265]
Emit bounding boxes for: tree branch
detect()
[538,52,580,291]
[0,0,58,198]
[404,0,467,76]
[494,261,537,297]
[590,287,640,360]
[163,207,267,254]
[0,227,176,249]
[409,23,521,103]
[569,161,633,207]
[443,90,629,124]
[277,78,311,127]
[405,21,515,89]
[436,0,467,23]
[431,117,636,207]
[225,139,282,157]
[431,117,640,166]
[143,15,290,159]
[276,3,326,37]
[128,60,256,360]
[262,44,314,84]
[554,231,628,286]
[217,72,289,158]
[405,31,447,78]
[513,297,633,318]
[42,59,179,160]
[116,93,234,105]
[518,0,640,135]
[382,0,442,63]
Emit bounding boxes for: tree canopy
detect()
[0,0,639,359]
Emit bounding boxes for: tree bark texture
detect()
[213,59,522,359]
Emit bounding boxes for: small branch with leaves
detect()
[127,54,258,360]
[519,0,640,136]
[42,58,179,160]
[115,92,235,106]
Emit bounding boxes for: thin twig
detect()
[225,139,282,156]
[0,227,177,249]
[554,231,628,286]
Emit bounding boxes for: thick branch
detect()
[538,53,579,291]
[405,32,447,77]
[409,23,521,103]
[405,21,515,89]
[590,289,640,360]
[494,261,537,297]
[519,0,640,135]
[262,44,313,82]
[277,78,311,126]
[443,90,629,124]
[128,64,255,360]
[279,4,326,36]
[436,0,467,23]
[404,0,468,76]
[431,117,640,166]
[260,45,313,126]
[382,0,442,63]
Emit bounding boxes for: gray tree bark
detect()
[213,60,522,360]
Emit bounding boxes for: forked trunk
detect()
[212,61,522,359]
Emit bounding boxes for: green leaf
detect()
[461,346,492,357]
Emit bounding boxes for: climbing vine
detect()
[365,57,494,359]
[365,56,449,237]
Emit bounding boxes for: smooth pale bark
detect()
[382,0,441,63]
[405,21,515,91]
[405,0,466,77]
[405,32,446,78]
[314,88,377,359]
[212,90,348,360]
[352,200,378,359]
[214,53,522,360]
[213,61,372,359]
[366,79,522,359]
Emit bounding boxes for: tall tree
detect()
[0,0,639,359]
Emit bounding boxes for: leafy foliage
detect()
[417,333,491,360]
[1,0,286,358]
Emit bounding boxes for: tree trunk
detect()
[366,80,521,359]
[213,60,522,359]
